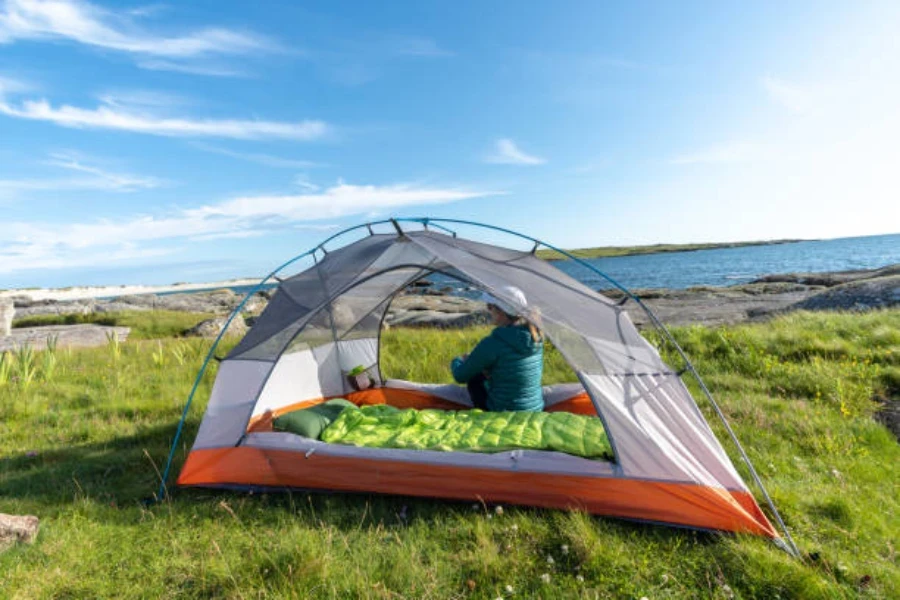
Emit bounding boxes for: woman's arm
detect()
[451,336,498,383]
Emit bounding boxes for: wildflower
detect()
[721,584,734,599]
[487,514,493,520]
[561,544,569,555]
[510,524,518,533]
[495,505,504,515]
[540,573,551,583]
[576,575,584,583]
[505,584,514,593]
[546,555,555,565]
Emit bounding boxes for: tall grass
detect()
[0,309,897,598]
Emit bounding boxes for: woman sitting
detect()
[450,286,544,412]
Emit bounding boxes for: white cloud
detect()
[0,181,498,273]
[191,142,324,169]
[0,151,162,195]
[484,138,546,165]
[0,0,273,58]
[0,91,330,140]
[761,75,809,114]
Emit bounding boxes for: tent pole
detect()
[397,217,799,557]
[155,217,426,501]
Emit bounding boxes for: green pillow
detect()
[272,399,357,439]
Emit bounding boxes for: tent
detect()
[164,218,794,551]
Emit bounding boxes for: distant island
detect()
[535,238,809,261]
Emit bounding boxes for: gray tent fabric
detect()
[189,229,748,493]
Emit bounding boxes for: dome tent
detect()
[161,218,795,553]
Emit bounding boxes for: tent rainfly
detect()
[163,218,796,554]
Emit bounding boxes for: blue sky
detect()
[1,0,899,288]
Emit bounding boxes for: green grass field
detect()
[1,310,898,598]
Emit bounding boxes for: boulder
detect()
[0,298,12,337]
[0,513,39,551]
[790,275,900,312]
[186,316,249,338]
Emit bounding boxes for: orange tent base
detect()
[182,386,777,538]
[178,446,777,538]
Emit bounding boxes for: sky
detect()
[1,0,899,288]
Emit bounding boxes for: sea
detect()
[221,232,899,297]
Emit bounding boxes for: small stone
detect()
[0,513,39,549]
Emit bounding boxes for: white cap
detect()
[480,285,528,317]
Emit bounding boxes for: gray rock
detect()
[185,316,249,338]
[0,298,13,337]
[13,289,269,320]
[14,300,96,319]
[0,513,39,550]
[0,325,129,352]
[751,264,900,287]
[789,275,900,312]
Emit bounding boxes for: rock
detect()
[14,289,269,319]
[0,325,130,352]
[751,264,900,287]
[186,316,249,338]
[0,298,13,337]
[0,513,39,550]
[789,275,900,312]
[15,299,96,319]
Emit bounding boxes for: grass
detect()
[535,239,807,261]
[1,309,898,598]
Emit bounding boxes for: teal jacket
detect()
[451,324,544,412]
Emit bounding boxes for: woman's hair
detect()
[510,314,543,343]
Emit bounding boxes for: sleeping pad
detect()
[319,405,613,460]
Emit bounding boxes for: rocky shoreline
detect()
[1,264,898,351]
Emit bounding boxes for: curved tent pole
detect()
[155,219,444,500]
[157,216,799,556]
[393,217,799,556]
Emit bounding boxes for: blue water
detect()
[185,233,899,297]
[556,233,900,290]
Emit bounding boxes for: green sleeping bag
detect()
[320,405,613,460]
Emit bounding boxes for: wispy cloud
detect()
[136,59,249,78]
[0,0,273,57]
[191,142,324,169]
[380,35,453,58]
[0,180,498,273]
[0,88,330,140]
[0,0,277,77]
[669,142,766,165]
[317,34,452,86]
[761,75,809,114]
[0,151,162,195]
[484,138,546,165]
